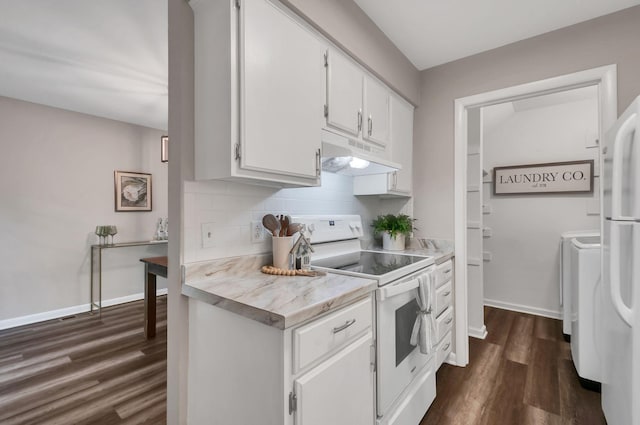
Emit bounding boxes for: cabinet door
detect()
[389,96,413,194]
[363,76,390,147]
[294,333,374,425]
[241,0,325,180]
[326,48,363,137]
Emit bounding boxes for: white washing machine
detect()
[560,230,599,338]
[570,236,601,385]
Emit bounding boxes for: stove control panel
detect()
[293,215,364,244]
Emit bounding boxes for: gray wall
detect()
[482,96,599,316]
[414,5,640,238]
[282,0,420,105]
[0,96,168,324]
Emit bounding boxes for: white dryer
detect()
[560,230,599,338]
[570,235,602,386]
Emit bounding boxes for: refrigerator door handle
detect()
[610,223,633,327]
[611,113,638,220]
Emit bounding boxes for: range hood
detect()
[321,129,401,176]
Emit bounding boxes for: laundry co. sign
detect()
[493,160,594,195]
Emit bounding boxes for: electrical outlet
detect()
[202,222,216,248]
[251,221,266,243]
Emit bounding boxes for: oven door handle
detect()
[378,277,420,301]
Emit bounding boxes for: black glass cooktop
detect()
[313,251,430,276]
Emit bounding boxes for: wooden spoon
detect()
[262,214,280,237]
[281,216,289,237]
[287,223,302,236]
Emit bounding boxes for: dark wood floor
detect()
[421,306,606,425]
[0,297,167,425]
[0,302,605,424]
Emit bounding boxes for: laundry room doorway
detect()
[452,65,617,366]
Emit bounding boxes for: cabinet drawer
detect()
[436,331,452,370]
[435,307,454,343]
[435,260,453,288]
[293,297,372,373]
[434,281,453,317]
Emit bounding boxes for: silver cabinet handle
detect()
[333,319,356,333]
[368,115,372,136]
[445,317,453,324]
[444,269,452,274]
[315,148,321,177]
[393,171,397,189]
[443,343,450,351]
[357,110,362,133]
[443,291,451,297]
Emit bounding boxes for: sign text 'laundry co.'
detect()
[493,160,594,195]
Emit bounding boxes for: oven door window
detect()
[395,298,419,366]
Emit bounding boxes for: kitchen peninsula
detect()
[182,241,453,424]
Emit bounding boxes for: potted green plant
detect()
[371,214,416,251]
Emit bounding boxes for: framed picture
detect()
[493,160,594,195]
[161,135,168,163]
[114,171,152,211]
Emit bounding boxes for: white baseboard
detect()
[484,298,561,320]
[468,325,488,340]
[0,288,168,331]
[101,289,168,308]
[446,352,459,367]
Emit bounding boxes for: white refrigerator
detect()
[601,95,640,425]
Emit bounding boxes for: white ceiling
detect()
[0,0,167,130]
[1,1,635,129]
[354,0,640,70]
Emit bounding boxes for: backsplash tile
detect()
[183,172,412,263]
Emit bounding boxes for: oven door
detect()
[376,267,434,416]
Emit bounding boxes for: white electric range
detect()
[294,215,438,425]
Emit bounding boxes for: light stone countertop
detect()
[182,253,377,330]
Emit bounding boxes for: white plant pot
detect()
[382,232,406,251]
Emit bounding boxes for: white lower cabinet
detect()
[433,260,454,370]
[187,295,374,425]
[435,332,453,369]
[293,295,373,372]
[292,296,375,424]
[294,333,374,425]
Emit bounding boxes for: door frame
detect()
[453,65,617,366]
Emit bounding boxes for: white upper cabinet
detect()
[325,48,391,154]
[353,95,414,197]
[325,49,363,137]
[192,0,410,187]
[389,95,413,194]
[241,0,325,181]
[192,0,326,187]
[363,76,390,147]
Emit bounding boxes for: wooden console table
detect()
[139,256,168,339]
[90,240,168,319]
